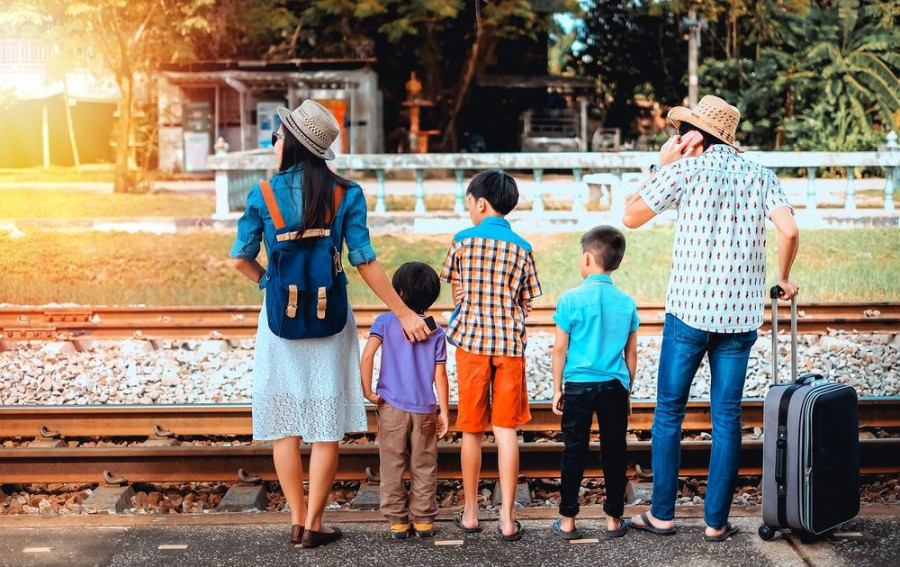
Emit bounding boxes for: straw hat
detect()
[277,100,340,160]
[667,95,744,152]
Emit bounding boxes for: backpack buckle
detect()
[317,287,327,319]
[332,248,343,274]
[286,285,298,318]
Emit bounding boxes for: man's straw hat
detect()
[277,100,340,160]
[667,95,744,152]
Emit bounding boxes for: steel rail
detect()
[0,399,897,484]
[0,438,896,484]
[2,398,898,439]
[1,303,898,340]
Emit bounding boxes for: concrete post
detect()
[375,169,386,213]
[454,169,466,214]
[214,169,230,219]
[414,169,426,212]
[532,168,544,212]
[805,167,817,210]
[844,166,856,211]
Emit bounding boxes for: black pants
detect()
[559,380,629,519]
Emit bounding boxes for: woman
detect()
[231,100,430,549]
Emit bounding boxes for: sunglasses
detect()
[271,131,284,146]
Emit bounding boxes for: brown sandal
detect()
[300,525,343,548]
[290,524,305,544]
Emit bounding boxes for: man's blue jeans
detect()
[650,314,757,529]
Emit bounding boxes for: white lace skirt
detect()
[251,300,368,442]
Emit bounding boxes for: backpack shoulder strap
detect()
[259,180,286,230]
[325,183,346,226]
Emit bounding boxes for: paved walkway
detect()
[1,506,895,567]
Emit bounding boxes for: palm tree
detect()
[799,0,900,133]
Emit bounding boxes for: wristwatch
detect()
[650,164,661,174]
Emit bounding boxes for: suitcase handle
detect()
[770,285,798,385]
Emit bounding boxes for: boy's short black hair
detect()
[466,170,519,215]
[581,225,627,271]
[391,261,441,314]
[678,122,726,151]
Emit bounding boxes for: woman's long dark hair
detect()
[276,129,349,233]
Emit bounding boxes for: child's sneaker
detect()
[391,523,413,539]
[413,522,434,538]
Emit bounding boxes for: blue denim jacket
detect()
[229,166,377,289]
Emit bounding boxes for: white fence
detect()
[208,144,900,218]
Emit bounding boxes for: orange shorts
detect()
[455,348,531,432]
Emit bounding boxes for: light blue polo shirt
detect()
[552,274,640,389]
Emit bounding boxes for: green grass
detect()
[0,228,897,306]
[0,191,215,218]
[0,165,114,184]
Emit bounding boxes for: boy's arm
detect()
[434,364,450,437]
[517,251,542,313]
[551,325,569,416]
[359,336,383,405]
[624,330,637,417]
[624,330,638,389]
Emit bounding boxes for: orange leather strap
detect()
[326,184,345,226]
[260,179,345,230]
[259,180,286,230]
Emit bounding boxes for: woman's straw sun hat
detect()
[277,99,340,160]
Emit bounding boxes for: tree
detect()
[573,0,687,134]
[50,1,223,192]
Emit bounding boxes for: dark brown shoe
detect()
[290,524,305,544]
[300,525,343,549]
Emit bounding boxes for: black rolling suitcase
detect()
[759,286,860,541]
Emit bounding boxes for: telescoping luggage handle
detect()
[769,285,798,385]
[770,284,798,524]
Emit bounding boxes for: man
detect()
[622,95,800,541]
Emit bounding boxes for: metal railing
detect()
[208,134,900,218]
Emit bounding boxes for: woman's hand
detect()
[363,390,383,405]
[399,309,432,343]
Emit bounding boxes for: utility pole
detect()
[687,1,701,107]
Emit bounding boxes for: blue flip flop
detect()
[552,517,583,540]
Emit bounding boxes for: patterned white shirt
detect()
[639,145,792,333]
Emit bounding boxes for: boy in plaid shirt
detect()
[440,170,542,541]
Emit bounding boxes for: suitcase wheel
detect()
[758,524,776,541]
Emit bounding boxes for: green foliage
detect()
[574,0,687,133]
[698,57,785,148]
[782,100,886,151]
[694,0,900,150]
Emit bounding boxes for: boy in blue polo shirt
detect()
[550,226,639,539]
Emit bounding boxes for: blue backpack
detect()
[258,179,348,339]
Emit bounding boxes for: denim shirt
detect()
[229,166,377,288]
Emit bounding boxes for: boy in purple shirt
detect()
[360,262,450,539]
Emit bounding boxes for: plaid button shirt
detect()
[440,217,542,357]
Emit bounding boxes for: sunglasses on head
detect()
[271,131,284,146]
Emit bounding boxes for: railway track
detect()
[1,303,898,341]
[1,399,897,484]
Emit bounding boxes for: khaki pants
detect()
[377,402,438,524]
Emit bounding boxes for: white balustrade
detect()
[208,134,900,217]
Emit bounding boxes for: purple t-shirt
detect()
[370,312,447,414]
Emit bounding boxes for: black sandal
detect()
[627,513,677,536]
[604,518,628,538]
[703,522,739,542]
[499,520,524,542]
[454,510,482,533]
